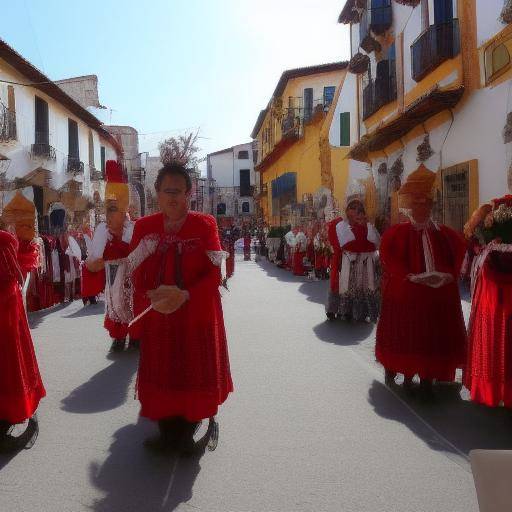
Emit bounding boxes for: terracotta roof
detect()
[348,86,465,161]
[250,61,348,139]
[0,38,121,154]
[338,0,358,24]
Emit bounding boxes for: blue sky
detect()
[3,0,350,168]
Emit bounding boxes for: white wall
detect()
[0,58,117,200]
[329,72,359,147]
[232,142,255,187]
[209,150,234,188]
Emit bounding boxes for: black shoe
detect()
[128,339,140,350]
[326,312,336,321]
[385,370,396,387]
[89,296,97,305]
[0,415,39,453]
[418,379,435,402]
[403,376,415,395]
[110,339,125,352]
[174,419,201,457]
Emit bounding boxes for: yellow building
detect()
[336,0,512,231]
[251,62,349,227]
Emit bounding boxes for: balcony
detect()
[411,20,460,82]
[66,156,84,175]
[362,67,397,120]
[89,166,103,181]
[31,134,56,160]
[0,104,16,142]
[359,2,392,51]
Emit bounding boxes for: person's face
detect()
[346,201,365,225]
[106,200,125,233]
[409,195,433,223]
[157,174,190,220]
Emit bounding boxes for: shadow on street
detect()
[28,302,71,329]
[313,319,374,346]
[89,420,202,512]
[368,380,512,457]
[63,301,105,319]
[61,351,138,413]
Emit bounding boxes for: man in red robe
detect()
[0,229,45,452]
[243,231,251,261]
[129,163,233,454]
[376,165,467,400]
[326,216,343,320]
[82,161,134,352]
[464,195,512,407]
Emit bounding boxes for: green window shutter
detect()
[340,112,350,146]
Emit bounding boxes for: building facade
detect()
[251,62,349,228]
[335,0,512,231]
[0,40,121,231]
[206,142,257,226]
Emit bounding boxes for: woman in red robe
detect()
[0,230,45,452]
[464,195,512,407]
[130,163,233,454]
[376,165,467,399]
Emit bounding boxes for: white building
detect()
[0,39,121,230]
[206,142,257,223]
[331,0,512,231]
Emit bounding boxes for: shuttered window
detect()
[240,169,251,196]
[88,131,94,167]
[68,119,79,159]
[34,96,49,144]
[340,112,350,147]
[100,146,106,177]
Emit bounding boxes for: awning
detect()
[271,172,296,198]
[348,86,465,161]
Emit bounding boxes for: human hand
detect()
[86,257,105,272]
[409,273,453,288]
[147,285,189,314]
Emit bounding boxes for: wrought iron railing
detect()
[89,165,103,181]
[362,68,397,120]
[0,104,16,142]
[31,134,56,160]
[66,156,84,174]
[411,20,460,82]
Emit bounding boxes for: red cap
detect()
[105,160,127,184]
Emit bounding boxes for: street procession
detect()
[1,1,512,511]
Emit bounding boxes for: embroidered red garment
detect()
[376,222,467,380]
[464,252,512,406]
[342,223,377,252]
[130,212,233,421]
[0,231,45,424]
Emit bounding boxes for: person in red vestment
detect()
[222,228,236,278]
[129,163,233,454]
[0,229,45,452]
[82,161,135,352]
[464,195,512,407]
[292,228,308,276]
[376,165,467,399]
[326,216,343,320]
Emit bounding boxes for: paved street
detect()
[2,256,512,512]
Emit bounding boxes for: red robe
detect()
[464,251,512,406]
[0,231,45,424]
[130,212,233,421]
[326,217,343,313]
[376,222,467,380]
[243,236,251,261]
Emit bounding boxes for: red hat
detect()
[492,195,512,209]
[105,160,127,184]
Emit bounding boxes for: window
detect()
[485,42,511,83]
[34,96,49,144]
[88,131,94,168]
[323,86,336,107]
[242,201,250,213]
[238,150,249,159]
[340,112,351,147]
[100,146,106,176]
[304,88,313,120]
[217,203,226,215]
[68,119,79,159]
[240,169,251,196]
